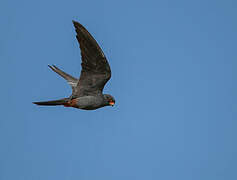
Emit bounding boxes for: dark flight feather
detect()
[72,21,111,97]
[48,65,78,93]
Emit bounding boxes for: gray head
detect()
[103,94,115,106]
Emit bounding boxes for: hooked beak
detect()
[109,101,115,106]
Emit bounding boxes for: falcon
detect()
[33,21,115,110]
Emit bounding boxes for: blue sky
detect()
[0,0,236,179]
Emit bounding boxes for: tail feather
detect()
[33,98,69,106]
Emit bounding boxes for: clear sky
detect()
[1,0,236,179]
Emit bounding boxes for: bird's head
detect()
[103,94,115,107]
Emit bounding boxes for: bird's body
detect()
[72,95,106,110]
[63,95,111,110]
[33,21,115,110]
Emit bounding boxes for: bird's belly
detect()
[75,96,104,110]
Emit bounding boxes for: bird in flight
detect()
[33,21,115,110]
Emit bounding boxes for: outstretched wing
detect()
[72,21,111,97]
[48,65,78,93]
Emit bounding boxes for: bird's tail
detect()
[33,98,70,106]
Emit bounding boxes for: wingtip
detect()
[52,65,59,70]
[72,20,78,25]
[48,64,54,70]
[72,20,83,28]
[48,64,58,70]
